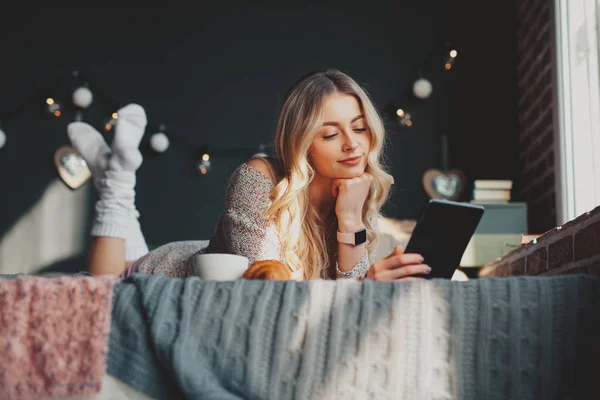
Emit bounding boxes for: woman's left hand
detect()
[366,245,429,281]
[332,172,373,229]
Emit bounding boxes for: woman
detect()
[69,69,429,281]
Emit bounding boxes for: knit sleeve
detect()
[205,163,281,267]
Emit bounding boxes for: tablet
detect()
[404,199,485,279]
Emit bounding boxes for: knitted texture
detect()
[206,163,282,266]
[129,240,209,279]
[107,274,600,399]
[91,170,149,261]
[128,163,375,280]
[68,106,149,262]
[0,275,118,400]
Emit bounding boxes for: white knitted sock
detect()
[67,122,110,189]
[92,170,148,261]
[108,103,146,172]
[68,105,149,261]
[109,103,149,260]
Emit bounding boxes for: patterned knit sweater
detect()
[124,162,373,280]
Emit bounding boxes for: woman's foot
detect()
[67,122,110,187]
[109,103,147,172]
[68,104,150,261]
[68,103,147,177]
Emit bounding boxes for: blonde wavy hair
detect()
[268,69,394,279]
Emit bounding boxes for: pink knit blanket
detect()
[0,275,118,400]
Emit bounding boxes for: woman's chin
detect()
[335,169,366,179]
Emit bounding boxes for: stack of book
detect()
[472,179,512,203]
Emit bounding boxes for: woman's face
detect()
[309,93,371,180]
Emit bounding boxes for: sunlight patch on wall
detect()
[0,180,89,274]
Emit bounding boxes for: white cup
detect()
[192,253,249,281]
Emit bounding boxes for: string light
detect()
[150,124,170,153]
[197,159,211,175]
[104,112,118,131]
[413,78,433,99]
[72,85,93,109]
[2,49,460,168]
[252,143,268,158]
[444,49,458,70]
[0,125,6,150]
[396,108,413,127]
[46,97,62,117]
[0,70,282,177]
[196,147,212,175]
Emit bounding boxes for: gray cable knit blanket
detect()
[107,274,600,400]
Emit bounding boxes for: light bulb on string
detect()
[150,124,170,153]
[444,49,458,70]
[104,112,118,132]
[197,158,211,175]
[0,125,6,150]
[196,149,212,175]
[253,143,268,158]
[46,97,62,117]
[413,78,433,99]
[72,85,93,109]
[396,108,413,128]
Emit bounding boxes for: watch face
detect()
[355,228,367,245]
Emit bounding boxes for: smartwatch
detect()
[337,228,367,246]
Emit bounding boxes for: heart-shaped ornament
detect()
[422,168,466,201]
[54,146,91,189]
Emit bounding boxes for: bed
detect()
[1,272,599,400]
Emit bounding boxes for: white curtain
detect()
[554,0,600,223]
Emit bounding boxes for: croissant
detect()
[242,259,293,280]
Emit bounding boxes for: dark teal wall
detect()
[0,3,517,266]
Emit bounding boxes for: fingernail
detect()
[420,257,425,263]
[425,266,432,274]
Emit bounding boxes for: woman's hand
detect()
[332,173,373,230]
[366,245,431,281]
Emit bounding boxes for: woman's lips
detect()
[338,155,363,166]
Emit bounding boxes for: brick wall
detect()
[516,0,556,234]
[479,205,600,277]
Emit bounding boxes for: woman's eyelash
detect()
[323,128,366,139]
